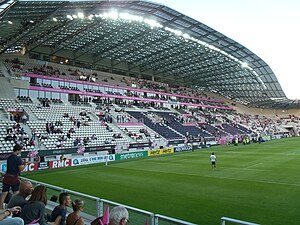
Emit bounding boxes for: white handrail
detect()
[155,214,197,225]
[221,217,260,225]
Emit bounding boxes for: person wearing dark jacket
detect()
[0,144,25,209]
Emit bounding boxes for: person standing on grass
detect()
[210,152,217,169]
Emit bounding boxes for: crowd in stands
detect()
[0,57,298,153]
[4,57,228,108]
[1,94,297,153]
[0,181,130,225]
[5,122,35,149]
[175,114,197,124]
[16,96,32,103]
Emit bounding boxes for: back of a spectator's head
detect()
[72,199,84,212]
[109,206,129,225]
[13,143,23,152]
[59,192,70,206]
[29,185,47,205]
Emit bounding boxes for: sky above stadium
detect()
[157,0,300,100]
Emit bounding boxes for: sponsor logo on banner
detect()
[148,147,174,156]
[117,151,147,160]
[38,162,49,170]
[23,163,38,172]
[1,164,7,172]
[49,159,71,169]
[174,145,193,152]
[148,149,161,156]
[2,163,39,173]
[72,154,115,166]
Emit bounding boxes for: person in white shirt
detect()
[210,152,217,169]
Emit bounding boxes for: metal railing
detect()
[22,177,196,225]
[221,217,260,225]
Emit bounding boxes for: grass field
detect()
[23,137,300,225]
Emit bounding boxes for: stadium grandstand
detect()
[0,0,299,225]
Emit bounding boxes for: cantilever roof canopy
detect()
[0,0,297,108]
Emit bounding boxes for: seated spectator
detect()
[108,206,129,225]
[20,185,53,225]
[21,114,27,124]
[4,134,14,141]
[79,111,87,116]
[66,199,84,225]
[82,120,89,126]
[83,137,89,146]
[0,207,24,225]
[27,137,35,147]
[50,192,71,225]
[68,128,75,133]
[8,180,33,209]
[56,141,64,148]
[39,133,49,140]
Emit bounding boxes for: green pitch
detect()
[23,137,300,225]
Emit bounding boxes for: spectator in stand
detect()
[66,199,85,225]
[8,180,33,209]
[21,114,27,124]
[0,207,24,225]
[108,206,129,225]
[20,185,54,225]
[0,144,25,209]
[50,192,71,225]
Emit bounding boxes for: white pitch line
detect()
[204,175,300,187]
[245,163,262,169]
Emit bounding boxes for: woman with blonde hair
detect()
[66,199,84,225]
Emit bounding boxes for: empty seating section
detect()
[118,125,160,142]
[198,123,228,137]
[0,98,21,110]
[127,111,183,140]
[155,112,210,138]
[221,123,247,136]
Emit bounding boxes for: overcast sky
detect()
[155,0,300,99]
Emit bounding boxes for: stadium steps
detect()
[0,61,9,77]
[0,109,9,120]
[21,105,38,121]
[0,77,16,99]
[109,122,133,142]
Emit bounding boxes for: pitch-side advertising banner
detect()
[71,154,115,166]
[174,145,193,152]
[148,147,174,156]
[115,151,148,160]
